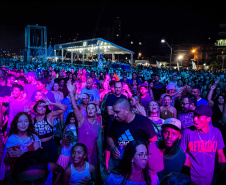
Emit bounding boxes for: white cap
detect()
[162,118,181,131]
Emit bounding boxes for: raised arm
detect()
[207,84,216,108]
[67,81,85,127]
[124,84,133,99]
[169,86,186,97]
[45,98,67,122]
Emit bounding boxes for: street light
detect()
[161,39,173,68]
[138,52,142,60]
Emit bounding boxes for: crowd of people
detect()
[0,57,226,185]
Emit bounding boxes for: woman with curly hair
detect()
[0,112,40,182]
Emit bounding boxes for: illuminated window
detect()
[131,41,133,44]
[116,34,119,37]
[139,42,142,45]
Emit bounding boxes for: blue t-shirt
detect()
[61,97,73,123]
[104,173,146,185]
[81,87,100,102]
[197,98,208,106]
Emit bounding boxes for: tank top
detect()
[77,118,100,166]
[69,162,91,185]
[160,109,174,120]
[34,115,53,139]
[53,91,63,104]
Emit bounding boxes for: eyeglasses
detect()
[181,102,190,106]
[135,153,151,159]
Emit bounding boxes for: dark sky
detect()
[0,0,225,50]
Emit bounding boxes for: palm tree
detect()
[210,60,222,70]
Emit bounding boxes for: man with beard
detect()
[178,94,197,130]
[148,118,191,182]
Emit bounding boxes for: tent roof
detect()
[54,38,134,55]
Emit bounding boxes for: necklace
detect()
[88,118,96,126]
[163,106,171,115]
[196,128,211,144]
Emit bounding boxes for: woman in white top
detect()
[63,143,97,185]
[0,112,40,182]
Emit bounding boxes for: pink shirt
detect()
[77,118,100,166]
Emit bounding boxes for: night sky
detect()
[0,0,225,50]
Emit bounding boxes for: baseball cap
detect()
[194,104,213,117]
[162,118,181,131]
[37,77,48,84]
[25,71,36,78]
[140,83,148,88]
[172,73,177,77]
[166,84,176,90]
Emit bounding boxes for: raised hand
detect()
[211,84,216,90]
[215,77,220,84]
[67,80,75,92]
[43,97,51,106]
[112,147,120,159]
[8,148,23,158]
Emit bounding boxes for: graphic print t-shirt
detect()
[179,126,225,185]
[108,114,156,150]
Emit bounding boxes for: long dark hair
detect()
[112,140,151,185]
[214,94,225,105]
[64,112,78,136]
[9,112,38,140]
[65,112,77,126]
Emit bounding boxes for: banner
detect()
[192,61,196,70]
[156,60,160,68]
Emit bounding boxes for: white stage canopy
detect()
[54,38,134,65]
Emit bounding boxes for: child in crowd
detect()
[63,143,97,185]
[57,112,77,169]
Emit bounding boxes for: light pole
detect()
[161,39,172,68]
[222,51,225,70]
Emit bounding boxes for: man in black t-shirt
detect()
[107,98,157,171]
[106,81,127,117]
[152,74,165,101]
